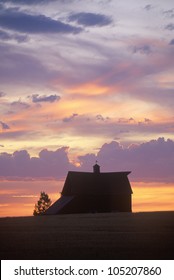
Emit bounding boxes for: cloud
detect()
[53,37,173,106]
[68,12,113,27]
[0,29,28,42]
[144,5,152,11]
[79,138,174,183]
[0,7,82,34]
[96,114,110,121]
[144,118,152,124]
[0,91,6,97]
[0,130,40,140]
[11,100,30,109]
[0,30,13,40]
[0,0,58,4]
[132,45,152,55]
[31,94,60,103]
[63,113,78,122]
[12,33,28,42]
[48,108,173,142]
[96,114,104,121]
[169,39,174,45]
[165,23,174,31]
[0,44,58,86]
[163,9,174,18]
[0,138,173,182]
[0,147,74,179]
[118,118,130,124]
[78,153,97,170]
[0,121,10,130]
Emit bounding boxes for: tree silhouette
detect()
[33,191,51,216]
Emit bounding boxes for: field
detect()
[0,211,174,260]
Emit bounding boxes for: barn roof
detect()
[62,171,132,196]
[44,195,74,215]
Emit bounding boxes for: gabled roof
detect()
[62,171,132,196]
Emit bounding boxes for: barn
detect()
[45,163,133,215]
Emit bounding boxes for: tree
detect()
[33,191,52,216]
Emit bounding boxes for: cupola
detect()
[93,161,100,173]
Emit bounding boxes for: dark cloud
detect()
[31,94,60,103]
[163,9,174,18]
[169,39,174,45]
[132,45,152,55]
[63,113,78,122]
[0,121,10,130]
[0,7,82,34]
[68,12,112,27]
[144,5,152,11]
[165,23,174,31]
[0,29,28,42]
[96,114,109,121]
[96,114,105,121]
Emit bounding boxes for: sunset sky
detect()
[0,0,174,217]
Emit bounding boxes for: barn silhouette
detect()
[45,163,133,214]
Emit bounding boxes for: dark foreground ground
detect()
[0,211,174,260]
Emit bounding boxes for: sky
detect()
[0,0,174,216]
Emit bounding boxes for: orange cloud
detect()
[65,82,110,96]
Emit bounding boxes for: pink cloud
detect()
[0,147,74,179]
[0,138,173,182]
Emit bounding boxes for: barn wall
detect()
[58,194,132,214]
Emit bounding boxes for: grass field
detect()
[0,211,174,260]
